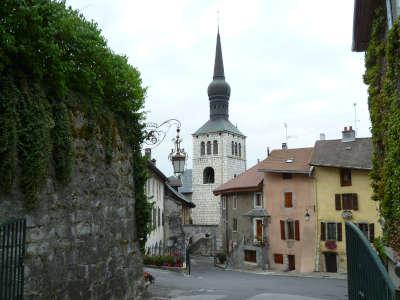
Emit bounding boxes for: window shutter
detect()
[280,220,286,240]
[295,220,300,241]
[284,192,293,208]
[369,223,375,242]
[335,194,342,210]
[320,222,326,241]
[352,194,358,210]
[337,223,342,241]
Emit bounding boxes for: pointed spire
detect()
[213,30,225,79]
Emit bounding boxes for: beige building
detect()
[310,127,381,273]
[258,146,316,273]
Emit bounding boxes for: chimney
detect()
[257,158,260,163]
[267,147,270,157]
[342,126,356,142]
[320,133,326,140]
[151,158,156,165]
[144,148,151,160]
[282,142,288,150]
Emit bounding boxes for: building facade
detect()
[310,127,382,273]
[258,147,316,273]
[145,158,167,255]
[214,161,268,269]
[191,30,246,227]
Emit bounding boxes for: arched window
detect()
[203,167,215,184]
[231,141,234,155]
[213,140,218,155]
[235,142,238,156]
[207,141,212,155]
[239,143,241,157]
[200,141,205,156]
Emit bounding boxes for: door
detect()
[324,252,337,272]
[256,219,263,240]
[288,255,295,271]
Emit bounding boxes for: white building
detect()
[145,154,166,255]
[191,30,246,226]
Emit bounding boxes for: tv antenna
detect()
[284,123,297,144]
[353,102,360,132]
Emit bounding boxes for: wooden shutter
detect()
[337,223,342,241]
[280,220,286,240]
[295,220,300,241]
[369,223,375,242]
[335,194,342,210]
[284,192,293,208]
[320,222,326,241]
[352,194,358,210]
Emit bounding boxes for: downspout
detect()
[312,166,320,272]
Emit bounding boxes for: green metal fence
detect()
[0,218,26,300]
[346,221,399,300]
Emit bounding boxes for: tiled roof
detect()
[193,119,244,136]
[310,138,372,170]
[165,183,195,208]
[213,161,264,195]
[257,147,314,174]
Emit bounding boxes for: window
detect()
[239,143,241,157]
[233,218,238,232]
[244,250,257,263]
[153,208,157,229]
[287,220,295,240]
[231,141,234,155]
[335,194,358,210]
[234,142,238,156]
[233,195,237,209]
[203,167,215,184]
[321,222,343,241]
[282,173,293,179]
[213,140,218,155]
[158,208,161,227]
[284,192,293,208]
[206,141,211,155]
[200,142,205,156]
[358,223,375,242]
[274,254,284,264]
[254,193,262,208]
[340,168,352,186]
[280,220,300,241]
[221,196,226,210]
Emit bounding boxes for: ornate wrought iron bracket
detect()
[144,119,182,148]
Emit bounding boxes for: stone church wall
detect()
[0,112,144,299]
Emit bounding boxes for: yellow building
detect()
[310,127,382,273]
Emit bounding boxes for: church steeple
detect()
[207,29,231,120]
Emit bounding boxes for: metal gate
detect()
[0,218,26,300]
[346,222,399,299]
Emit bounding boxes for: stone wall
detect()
[164,197,185,257]
[183,224,221,255]
[0,112,144,299]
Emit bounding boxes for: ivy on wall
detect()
[0,1,151,248]
[364,9,400,252]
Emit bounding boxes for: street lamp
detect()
[144,119,187,175]
[169,128,187,175]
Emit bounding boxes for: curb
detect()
[145,265,186,273]
[219,267,347,280]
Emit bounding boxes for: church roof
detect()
[193,118,244,136]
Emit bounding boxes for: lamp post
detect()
[144,119,187,176]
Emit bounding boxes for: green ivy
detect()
[0,0,152,246]
[364,9,400,252]
[0,75,18,194]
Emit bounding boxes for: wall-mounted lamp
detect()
[304,209,311,222]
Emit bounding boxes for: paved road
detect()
[144,256,347,300]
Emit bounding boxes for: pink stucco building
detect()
[258,146,316,272]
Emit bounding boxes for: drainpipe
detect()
[313,168,320,272]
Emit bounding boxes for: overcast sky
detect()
[67,0,369,176]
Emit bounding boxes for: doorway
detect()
[288,255,295,271]
[255,219,263,242]
[324,252,338,272]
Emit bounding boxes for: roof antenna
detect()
[353,102,359,134]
